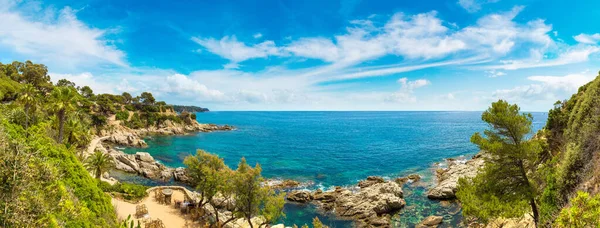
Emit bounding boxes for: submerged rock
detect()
[416,216,443,228]
[427,154,485,200]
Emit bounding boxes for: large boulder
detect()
[287,190,313,203]
[173,167,191,183]
[107,133,147,147]
[311,179,405,227]
[427,154,485,200]
[135,152,154,163]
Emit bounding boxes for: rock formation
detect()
[427,154,485,200]
[287,190,313,203]
[286,177,405,227]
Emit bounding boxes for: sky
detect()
[1,0,600,111]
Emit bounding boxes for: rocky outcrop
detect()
[101,120,234,148]
[173,167,191,184]
[106,133,148,148]
[358,176,385,188]
[427,154,485,200]
[287,190,313,203]
[107,148,173,180]
[289,177,405,227]
[264,179,302,189]
[416,216,443,228]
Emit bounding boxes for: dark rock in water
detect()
[315,173,327,180]
[407,174,421,182]
[416,216,443,228]
[395,177,409,185]
[287,190,313,203]
[358,176,385,188]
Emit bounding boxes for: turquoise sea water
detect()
[121,111,547,227]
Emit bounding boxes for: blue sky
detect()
[1,0,600,111]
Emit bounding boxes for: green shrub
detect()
[115,111,129,121]
[555,191,600,227]
[120,183,148,201]
[124,104,135,111]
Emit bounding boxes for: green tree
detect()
[183,150,228,210]
[312,217,327,228]
[56,78,76,88]
[65,116,91,148]
[555,191,600,227]
[15,61,52,92]
[79,86,94,99]
[122,92,133,104]
[49,87,79,143]
[457,100,543,226]
[140,92,155,105]
[85,150,115,180]
[16,84,38,131]
[235,158,264,228]
[259,189,286,227]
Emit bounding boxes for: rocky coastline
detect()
[286,176,410,228]
[427,153,485,200]
[99,120,234,148]
[92,120,487,228]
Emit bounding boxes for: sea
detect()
[119,111,548,227]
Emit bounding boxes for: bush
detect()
[98,181,149,201]
[555,191,600,227]
[115,111,129,121]
[124,104,135,111]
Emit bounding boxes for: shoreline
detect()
[97,122,484,227]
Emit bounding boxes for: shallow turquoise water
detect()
[121,111,547,226]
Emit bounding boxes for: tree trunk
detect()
[24,105,29,131]
[58,109,65,143]
[213,204,220,226]
[248,216,254,228]
[518,159,539,227]
[530,198,539,227]
[96,167,102,180]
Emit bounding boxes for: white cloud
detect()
[574,33,600,44]
[492,72,596,105]
[486,70,506,77]
[458,0,500,13]
[455,6,553,55]
[385,77,431,103]
[285,38,340,62]
[484,46,600,70]
[163,74,226,101]
[50,72,116,94]
[528,73,596,92]
[0,4,126,69]
[253,33,263,39]
[191,36,281,63]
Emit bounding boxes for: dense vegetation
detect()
[0,61,116,226]
[172,105,210,113]
[0,60,201,226]
[458,72,600,227]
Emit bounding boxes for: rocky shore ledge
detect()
[427,153,485,200]
[99,120,234,148]
[286,176,412,227]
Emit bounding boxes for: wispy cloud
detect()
[574,33,600,44]
[0,2,126,70]
[457,0,500,13]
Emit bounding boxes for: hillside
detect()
[538,71,600,225]
[0,60,208,227]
